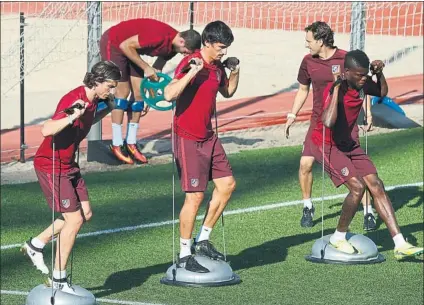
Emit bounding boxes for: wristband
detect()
[287,113,296,119]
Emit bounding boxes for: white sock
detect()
[196,226,212,242]
[303,198,313,209]
[126,122,138,145]
[53,269,66,280]
[30,237,45,249]
[364,204,374,216]
[179,238,192,258]
[393,233,407,248]
[112,123,123,146]
[330,230,347,244]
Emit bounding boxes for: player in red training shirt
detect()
[164,21,240,272]
[21,61,121,293]
[311,49,423,259]
[284,21,375,230]
[100,18,201,164]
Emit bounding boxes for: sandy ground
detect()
[1,16,423,129]
[1,103,422,185]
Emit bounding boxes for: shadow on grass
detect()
[87,221,422,298]
[320,186,423,229]
[88,262,172,298]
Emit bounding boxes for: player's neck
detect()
[200,49,214,64]
[84,86,96,102]
[318,47,337,60]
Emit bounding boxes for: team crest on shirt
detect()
[332,65,341,74]
[341,167,350,177]
[191,178,199,187]
[61,199,71,209]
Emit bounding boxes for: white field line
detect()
[1,181,422,251]
[0,289,166,305]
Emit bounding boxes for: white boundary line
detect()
[0,289,166,305]
[1,181,422,251]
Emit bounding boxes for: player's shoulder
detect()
[335,48,348,57]
[302,53,313,62]
[60,86,85,104]
[181,51,202,64]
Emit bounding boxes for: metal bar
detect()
[350,2,367,51]
[189,2,194,30]
[19,12,26,163]
[86,1,102,141]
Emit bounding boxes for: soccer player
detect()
[21,61,121,293]
[310,49,423,259]
[164,21,240,272]
[284,21,376,230]
[100,18,201,164]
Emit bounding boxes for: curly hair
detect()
[83,60,121,88]
[304,21,335,48]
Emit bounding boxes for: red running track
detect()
[1,1,422,35]
[1,74,422,163]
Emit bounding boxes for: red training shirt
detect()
[297,48,347,125]
[34,86,98,173]
[312,78,382,150]
[108,18,178,60]
[173,51,228,141]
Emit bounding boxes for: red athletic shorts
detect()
[100,29,144,82]
[174,133,233,192]
[35,167,89,213]
[309,142,377,187]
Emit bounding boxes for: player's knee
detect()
[186,192,204,206]
[350,178,366,198]
[299,158,314,174]
[368,175,385,195]
[64,212,84,228]
[114,98,129,111]
[131,101,144,112]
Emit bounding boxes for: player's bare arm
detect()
[219,66,240,98]
[370,60,388,97]
[119,35,158,80]
[322,81,341,128]
[164,58,204,101]
[41,100,87,137]
[284,83,310,138]
[361,95,373,131]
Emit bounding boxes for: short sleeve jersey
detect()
[34,86,98,173]
[297,49,347,123]
[312,78,382,149]
[173,51,228,141]
[108,18,178,59]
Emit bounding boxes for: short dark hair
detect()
[179,29,201,51]
[304,21,334,48]
[201,20,234,46]
[83,60,121,88]
[345,49,370,70]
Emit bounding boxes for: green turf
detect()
[1,128,423,305]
